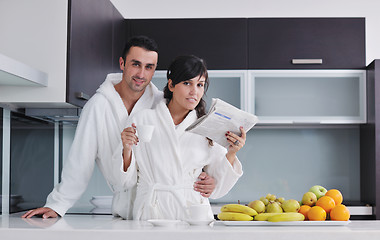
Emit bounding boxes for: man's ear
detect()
[168,79,174,92]
[119,57,125,71]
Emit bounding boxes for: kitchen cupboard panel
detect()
[248,70,366,124]
[361,59,380,220]
[129,18,248,70]
[151,70,245,111]
[248,18,365,69]
[67,0,115,107]
[0,109,2,212]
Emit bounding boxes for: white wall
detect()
[0,0,69,107]
[111,0,380,65]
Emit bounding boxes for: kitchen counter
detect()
[1,213,380,240]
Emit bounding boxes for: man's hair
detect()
[121,35,159,62]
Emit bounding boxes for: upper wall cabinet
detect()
[128,18,248,70]
[248,70,367,124]
[67,0,126,107]
[248,18,366,69]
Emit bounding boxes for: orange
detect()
[307,206,326,221]
[325,189,343,205]
[316,196,335,213]
[298,205,311,220]
[330,204,350,221]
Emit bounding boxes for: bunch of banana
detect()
[217,204,257,221]
[255,212,305,222]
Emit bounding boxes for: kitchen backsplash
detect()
[0,109,361,213]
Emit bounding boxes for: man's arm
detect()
[22,207,58,219]
[194,172,215,197]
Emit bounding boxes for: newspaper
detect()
[185,98,259,148]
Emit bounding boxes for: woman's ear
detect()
[168,79,174,92]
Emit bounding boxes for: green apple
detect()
[276,197,285,204]
[248,200,266,214]
[309,185,327,199]
[266,201,283,213]
[281,199,300,212]
[302,192,317,206]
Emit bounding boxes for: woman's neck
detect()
[167,100,190,125]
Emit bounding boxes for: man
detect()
[22,36,215,219]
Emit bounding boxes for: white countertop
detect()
[1,213,380,240]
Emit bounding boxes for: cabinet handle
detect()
[292,59,323,64]
[76,92,90,101]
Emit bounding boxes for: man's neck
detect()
[114,81,145,114]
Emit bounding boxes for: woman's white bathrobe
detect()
[117,100,243,220]
[43,73,163,219]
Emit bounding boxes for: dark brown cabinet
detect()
[248,18,366,69]
[66,0,125,107]
[361,59,380,220]
[128,18,248,70]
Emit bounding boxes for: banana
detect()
[267,213,305,222]
[217,212,253,221]
[220,204,257,216]
[254,213,282,221]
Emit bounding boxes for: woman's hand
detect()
[121,123,138,171]
[225,126,246,165]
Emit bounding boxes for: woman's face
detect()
[169,75,206,112]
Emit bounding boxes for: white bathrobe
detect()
[116,100,243,220]
[44,73,163,218]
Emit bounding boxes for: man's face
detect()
[120,46,158,93]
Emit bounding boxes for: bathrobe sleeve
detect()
[111,141,138,190]
[44,97,102,217]
[203,143,243,199]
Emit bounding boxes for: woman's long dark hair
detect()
[163,55,209,119]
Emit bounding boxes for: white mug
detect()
[136,125,155,142]
[188,204,210,221]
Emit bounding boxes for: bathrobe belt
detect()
[139,182,193,219]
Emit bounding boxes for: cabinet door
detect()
[248,18,365,69]
[129,18,248,70]
[151,70,246,111]
[67,0,124,107]
[248,70,366,124]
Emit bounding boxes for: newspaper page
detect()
[185,98,259,148]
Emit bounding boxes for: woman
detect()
[116,55,246,220]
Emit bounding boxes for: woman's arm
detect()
[121,123,138,171]
[225,126,247,165]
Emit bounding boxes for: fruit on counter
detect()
[217,212,253,221]
[298,205,311,220]
[325,189,343,205]
[309,185,327,199]
[260,197,269,205]
[276,197,285,204]
[266,201,283,213]
[307,206,326,221]
[266,193,276,201]
[220,204,258,216]
[248,200,266,214]
[316,196,335,214]
[254,213,282,221]
[301,192,317,206]
[330,204,350,221]
[267,212,305,222]
[281,199,300,212]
